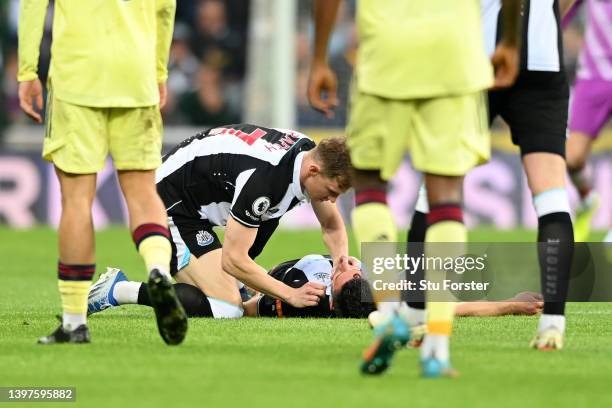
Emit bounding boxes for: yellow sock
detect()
[351,202,397,253]
[425,220,467,335]
[58,280,91,315]
[352,202,398,304]
[138,235,172,276]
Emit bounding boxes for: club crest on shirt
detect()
[196,230,214,247]
[252,196,271,216]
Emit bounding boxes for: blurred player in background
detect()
[17,0,187,345]
[308,0,520,377]
[562,0,612,243]
[409,0,576,351]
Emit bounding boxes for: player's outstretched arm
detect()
[455,292,543,316]
[307,0,342,117]
[222,218,326,308]
[312,200,349,267]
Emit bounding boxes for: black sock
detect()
[405,211,427,310]
[538,212,574,315]
[138,283,214,317]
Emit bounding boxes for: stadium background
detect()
[0,2,611,407]
[0,0,609,231]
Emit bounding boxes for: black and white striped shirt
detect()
[481,0,564,72]
[156,124,316,228]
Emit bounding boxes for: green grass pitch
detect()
[1,227,611,407]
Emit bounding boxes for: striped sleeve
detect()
[155,0,176,83]
[17,0,49,82]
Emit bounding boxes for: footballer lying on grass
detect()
[89,254,544,325]
[114,124,356,319]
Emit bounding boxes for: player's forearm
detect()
[155,0,177,82]
[500,0,523,48]
[312,0,342,64]
[455,302,511,317]
[17,0,50,82]
[322,226,349,264]
[222,254,293,303]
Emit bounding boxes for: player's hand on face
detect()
[490,44,519,89]
[332,255,352,278]
[18,79,44,124]
[307,62,339,118]
[287,282,326,308]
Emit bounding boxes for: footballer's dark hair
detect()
[332,277,376,319]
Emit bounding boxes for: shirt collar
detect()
[291,151,308,202]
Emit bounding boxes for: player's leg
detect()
[412,91,490,377]
[347,89,410,375]
[502,72,573,349]
[419,174,464,377]
[117,169,172,276]
[402,88,502,345]
[523,153,573,350]
[111,106,186,345]
[401,185,428,346]
[176,251,243,308]
[567,133,598,242]
[38,95,108,344]
[87,267,216,317]
[39,170,98,344]
[566,79,611,241]
[169,219,243,316]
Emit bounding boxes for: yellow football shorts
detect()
[346,87,490,179]
[43,88,163,174]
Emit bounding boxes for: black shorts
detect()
[488,71,569,157]
[167,216,280,275]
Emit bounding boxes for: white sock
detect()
[377,301,400,317]
[112,281,142,305]
[63,312,86,331]
[150,265,172,280]
[398,302,426,327]
[420,334,450,361]
[538,314,566,333]
[533,188,571,217]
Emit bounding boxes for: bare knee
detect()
[523,153,566,195]
[56,169,96,213]
[351,168,386,191]
[117,170,164,212]
[424,174,464,205]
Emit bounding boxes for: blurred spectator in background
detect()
[191,0,245,79]
[177,55,240,126]
[0,0,594,132]
[164,22,200,123]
